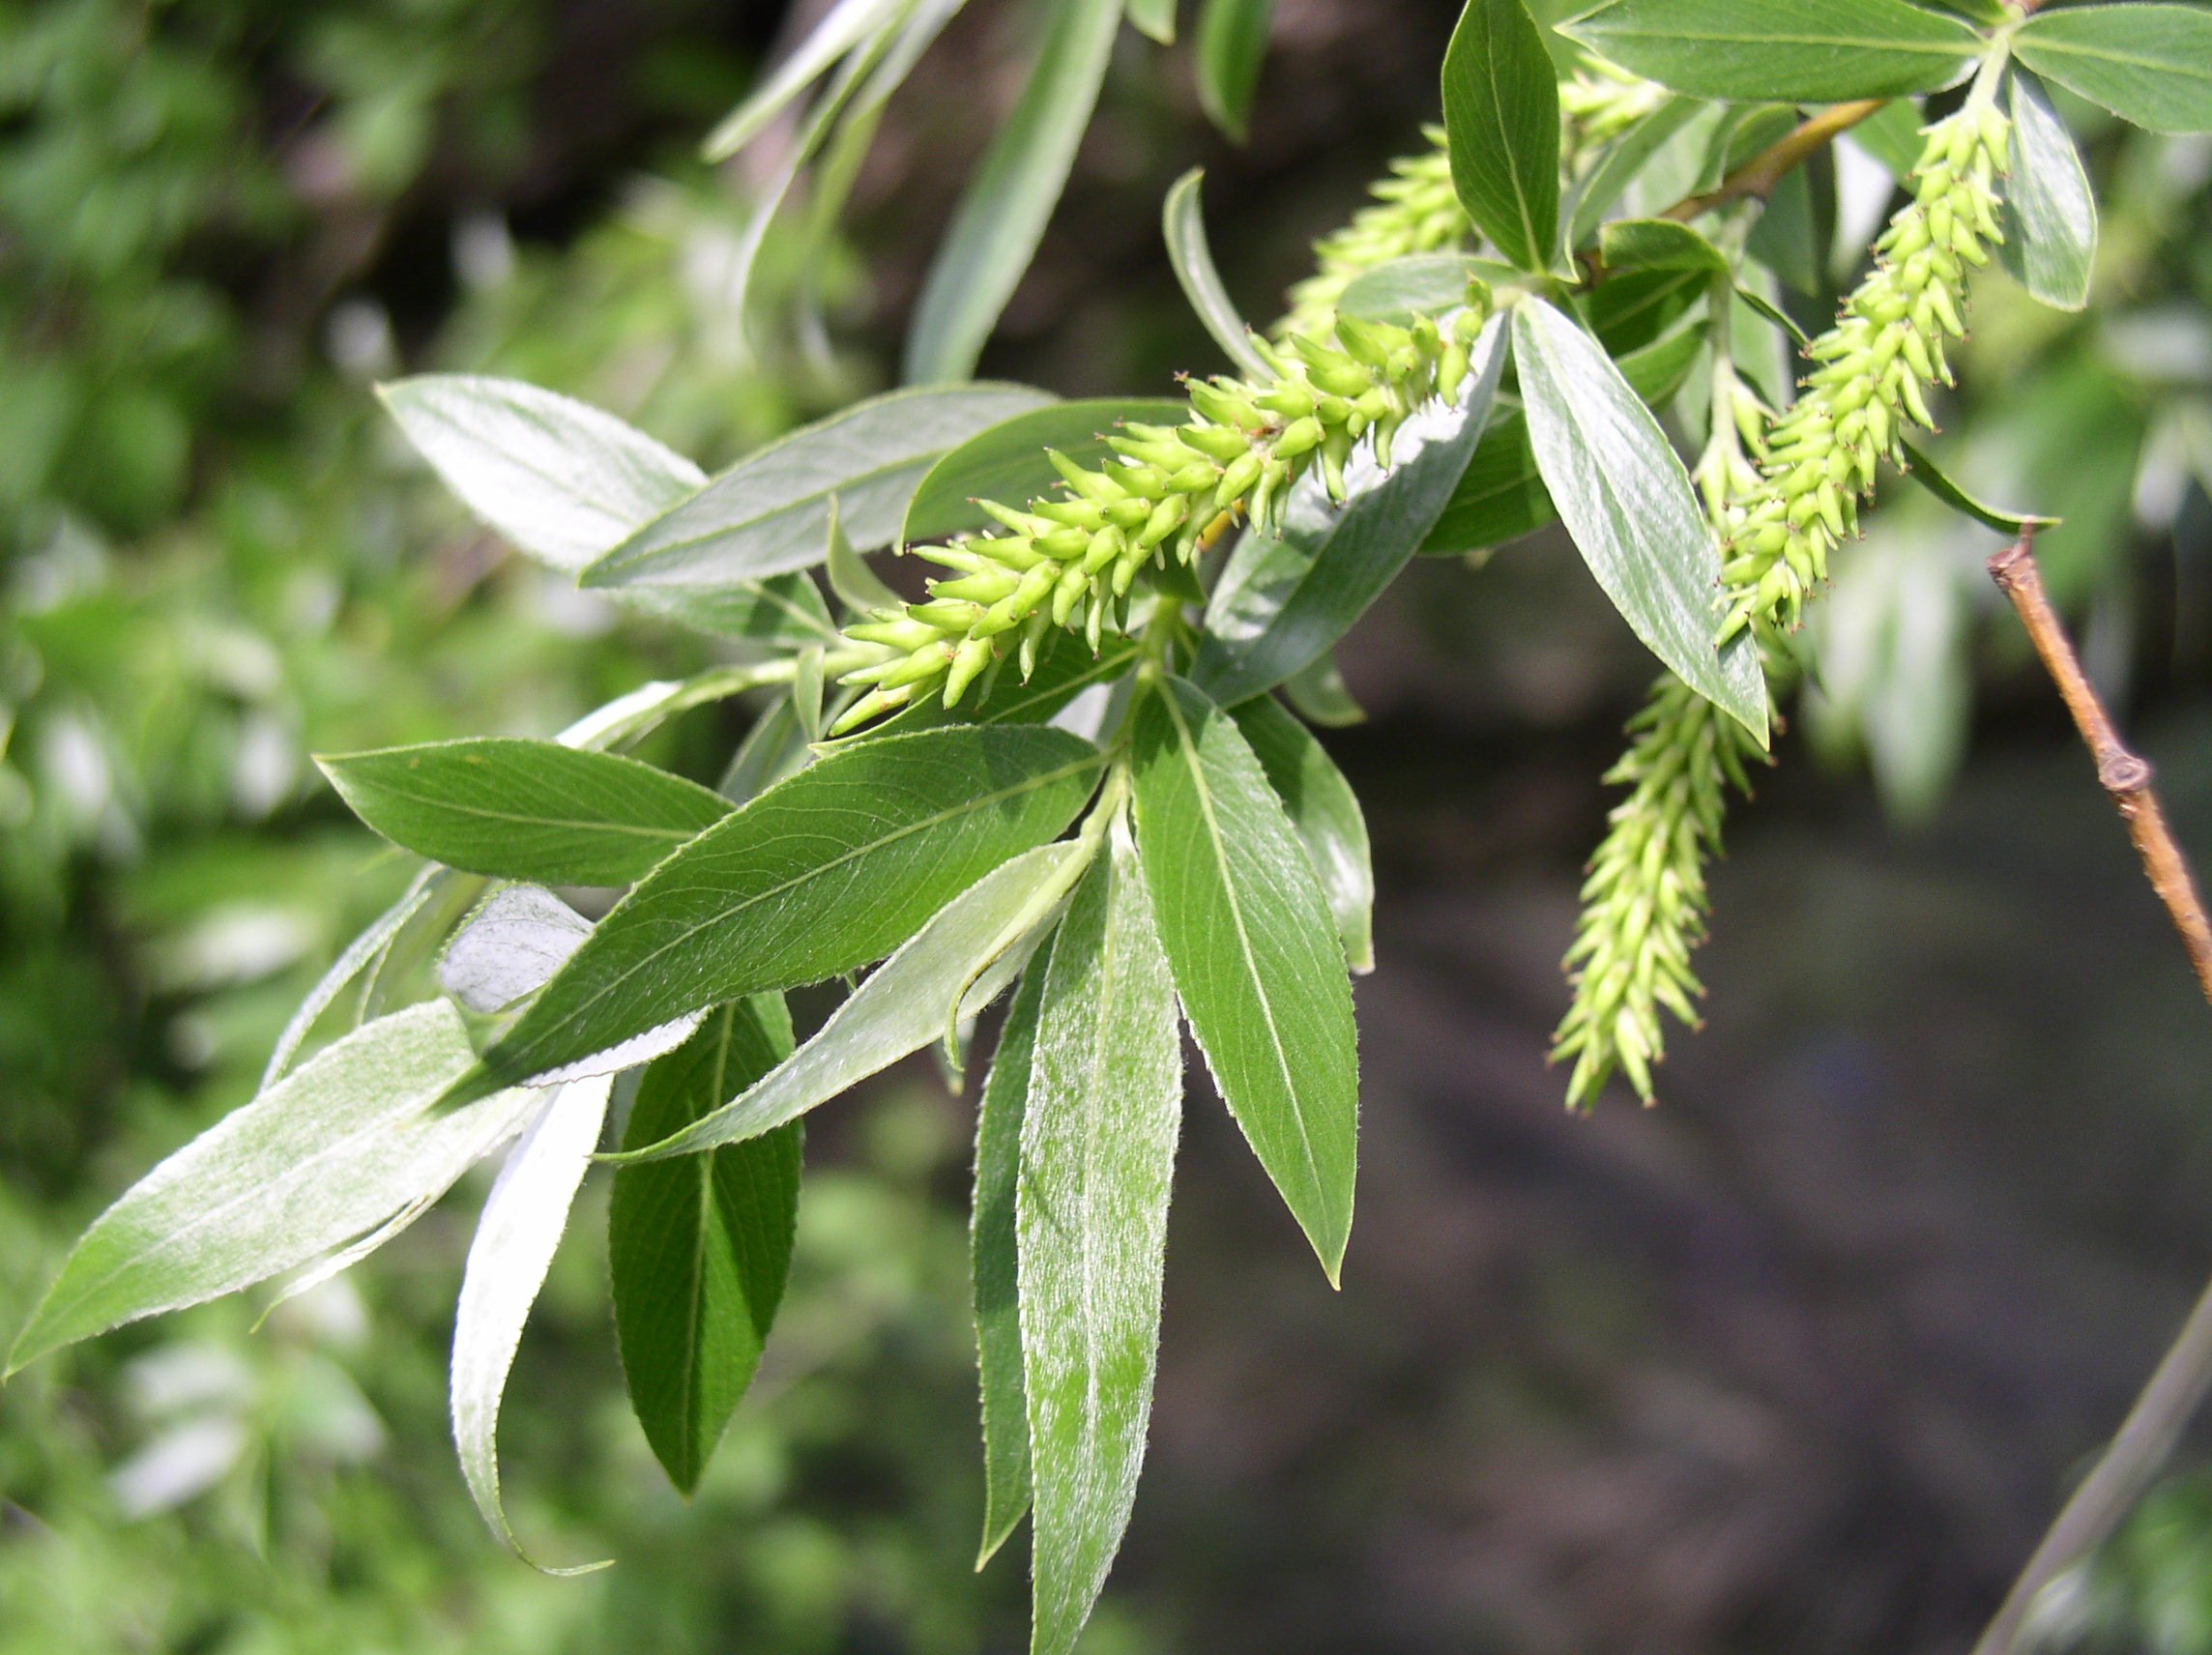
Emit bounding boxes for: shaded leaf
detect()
[1230,696,1374,973]
[2001,69,2097,311]
[825,496,905,615]
[1441,0,1561,274]
[1280,653,1366,727]
[2014,4,2212,135]
[1563,0,1983,103]
[618,577,838,649]
[1162,171,1273,378]
[262,870,440,1087]
[440,886,593,1015]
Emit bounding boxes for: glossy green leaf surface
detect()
[902,0,1124,383]
[1230,695,1375,973]
[1163,170,1273,378]
[451,1074,613,1573]
[10,1003,537,1372]
[609,1000,800,1494]
[1193,315,1507,705]
[319,739,732,887]
[1513,298,1767,741]
[1195,0,1278,138]
[2014,5,2212,135]
[903,398,1188,545]
[2001,69,2098,310]
[1130,677,1356,1280]
[1563,0,1982,103]
[1019,824,1182,1655]
[1441,0,1561,273]
[580,385,1052,589]
[378,375,704,573]
[611,842,1086,1161]
[459,728,1103,1100]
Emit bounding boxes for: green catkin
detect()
[1555,91,2013,1107]
[1278,130,1463,344]
[830,305,1493,731]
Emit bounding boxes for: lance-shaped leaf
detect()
[609,999,800,1494]
[2014,5,2212,136]
[2001,70,2097,312]
[1195,0,1277,138]
[440,886,593,1014]
[1126,0,1176,44]
[1336,253,1523,325]
[452,727,1104,1103]
[1898,436,2060,536]
[904,398,1186,545]
[262,869,441,1086]
[1192,316,1508,706]
[1566,94,1703,248]
[1441,0,1561,274]
[378,376,705,573]
[972,953,1049,1566]
[1019,822,1182,1655]
[451,1074,614,1572]
[609,841,1088,1161]
[902,0,1124,384]
[1599,218,1730,277]
[1162,170,1272,379]
[318,740,731,887]
[1563,0,1982,103]
[1230,696,1374,974]
[581,385,1053,589]
[701,0,908,160]
[619,577,838,651]
[1130,677,1356,1280]
[1513,298,1768,741]
[9,1003,537,1373]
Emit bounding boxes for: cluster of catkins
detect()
[1555,96,2013,1106]
[833,304,1492,730]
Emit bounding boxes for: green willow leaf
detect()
[1019,822,1182,1655]
[972,953,1047,1566]
[2001,69,2097,311]
[377,375,703,573]
[581,385,1053,589]
[609,842,1087,1162]
[1898,435,2060,536]
[452,1074,614,1574]
[318,739,732,887]
[618,577,839,650]
[440,886,592,1015]
[1130,677,1356,1281]
[1599,217,1731,276]
[903,398,1187,544]
[842,630,1141,743]
[701,0,908,160]
[824,497,904,616]
[262,869,440,1086]
[720,697,814,805]
[1334,252,1523,325]
[1126,0,1177,44]
[1564,0,1983,103]
[1566,94,1702,248]
[1195,0,1277,137]
[609,999,800,1495]
[1441,0,1561,274]
[452,727,1104,1103]
[1162,170,1273,379]
[1193,315,1508,705]
[2014,4,2212,135]
[903,0,1124,384]
[1513,298,1767,741]
[1281,653,1366,727]
[1230,696,1375,974]
[9,1003,537,1373]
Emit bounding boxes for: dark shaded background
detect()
[6,1,2212,1650]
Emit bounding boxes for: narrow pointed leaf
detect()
[610,999,800,1494]
[452,1074,613,1572]
[378,376,704,573]
[1567,94,1703,247]
[904,398,1187,544]
[1126,0,1176,44]
[825,498,905,615]
[855,631,1143,743]
[1130,677,1356,1279]
[1513,298,1767,741]
[620,576,838,649]
[1162,171,1273,378]
[1599,218,1730,276]
[1020,823,1182,1655]
[973,954,1048,1565]
[1562,0,1982,103]
[611,842,1088,1161]
[1195,0,1277,137]
[457,727,1103,1102]
[582,386,1053,589]
[263,869,440,1086]
[702,0,908,160]
[1441,0,1561,274]
[2014,5,2212,135]
[1230,696,1374,973]
[1280,653,1365,727]
[902,0,1124,384]
[1335,253,1523,325]
[2001,70,2097,311]
[1898,436,2060,535]
[440,886,593,1015]
[10,1003,537,1373]
[319,740,732,887]
[1193,315,1507,705]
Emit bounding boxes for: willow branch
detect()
[1971,532,2212,1655]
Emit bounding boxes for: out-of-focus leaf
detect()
[1230,695,1374,973]
[1019,823,1181,1655]
[1899,435,2060,535]
[2014,5,2212,135]
[1513,298,1767,741]
[262,870,440,1087]
[2001,69,2097,312]
[824,497,904,616]
[1441,0,1561,274]
[702,0,910,160]
[1130,677,1356,1281]
[902,0,1124,384]
[1126,0,1177,44]
[1162,171,1273,379]
[1195,0,1278,138]
[904,398,1187,544]
[618,577,839,649]
[609,1000,800,1494]
[439,886,593,1015]
[318,740,731,887]
[1281,653,1366,726]
[1563,0,1982,103]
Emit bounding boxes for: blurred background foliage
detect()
[3,0,2212,1650]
